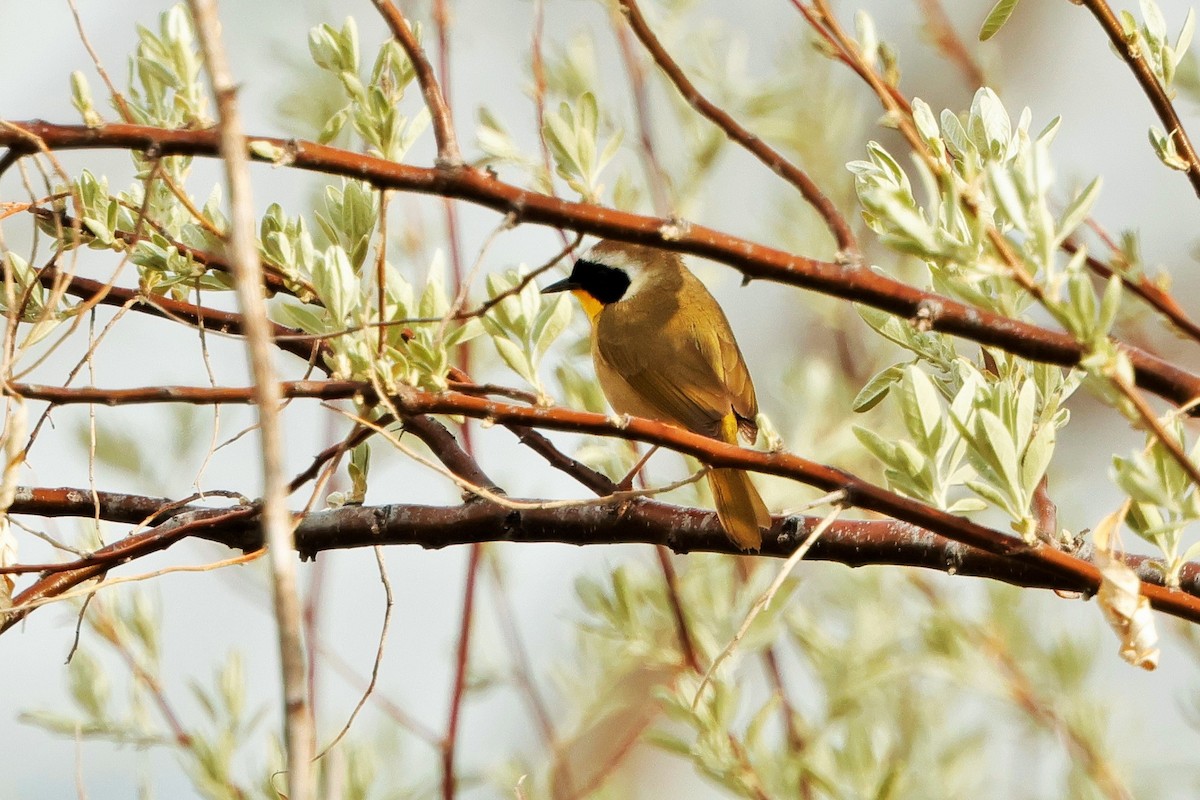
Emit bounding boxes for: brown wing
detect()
[595,272,757,442]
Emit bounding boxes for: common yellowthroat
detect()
[542,240,771,550]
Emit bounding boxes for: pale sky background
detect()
[3,0,1200,797]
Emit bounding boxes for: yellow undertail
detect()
[709,414,771,550]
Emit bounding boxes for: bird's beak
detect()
[541,277,578,294]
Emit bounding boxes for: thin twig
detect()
[916,0,985,89]
[693,496,844,706]
[314,546,393,760]
[1076,0,1200,200]
[655,546,702,672]
[617,0,857,256]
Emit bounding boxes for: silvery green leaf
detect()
[855,10,879,66]
[1066,269,1097,339]
[339,16,360,73]
[70,71,103,127]
[1096,274,1123,339]
[1113,454,1170,506]
[274,301,328,335]
[1054,177,1102,246]
[444,318,484,347]
[309,25,340,71]
[492,335,536,385]
[1141,0,1167,42]
[1015,378,1036,450]
[965,479,1013,513]
[1149,126,1191,170]
[399,107,431,156]
[940,110,971,157]
[852,362,906,412]
[21,317,62,348]
[905,366,944,443]
[911,98,940,145]
[533,293,572,358]
[866,141,910,189]
[947,497,989,514]
[419,269,449,318]
[987,164,1029,232]
[1020,422,1055,492]
[518,272,539,330]
[1035,115,1062,146]
[970,88,1011,161]
[318,107,349,144]
[81,216,113,246]
[317,245,356,322]
[853,425,896,465]
[596,127,624,176]
[1176,9,1195,67]
[976,408,1020,489]
[894,439,929,477]
[980,0,1021,41]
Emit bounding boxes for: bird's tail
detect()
[708,413,771,550]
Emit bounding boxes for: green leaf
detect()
[532,293,572,358]
[274,301,328,335]
[852,362,906,412]
[1020,422,1056,493]
[1054,177,1102,246]
[853,425,897,465]
[975,409,1020,490]
[965,479,1013,513]
[896,366,939,449]
[980,0,1021,41]
[947,497,989,514]
[491,334,536,385]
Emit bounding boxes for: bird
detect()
[542,239,771,550]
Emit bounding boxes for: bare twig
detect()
[186,3,314,798]
[616,0,857,256]
[14,485,1200,624]
[314,546,393,760]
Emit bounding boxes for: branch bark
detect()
[9,380,1200,623]
[5,121,1200,410]
[10,487,1200,627]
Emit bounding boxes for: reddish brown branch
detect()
[1076,0,1200,200]
[10,486,1200,626]
[39,268,322,364]
[616,0,857,255]
[3,505,256,632]
[11,383,1200,622]
[6,121,1200,409]
[369,0,461,164]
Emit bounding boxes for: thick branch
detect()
[5,121,1200,409]
[10,488,1200,626]
[7,379,1194,618]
